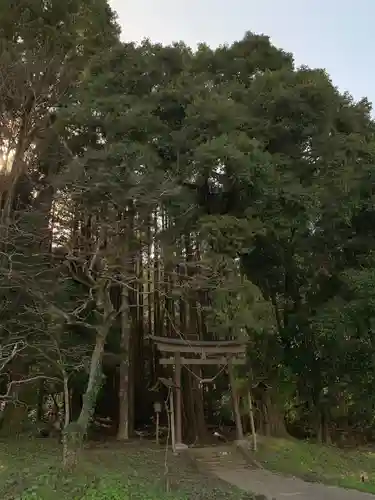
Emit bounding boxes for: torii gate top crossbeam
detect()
[149,335,247,356]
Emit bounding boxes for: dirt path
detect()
[188,445,375,500]
[215,467,375,500]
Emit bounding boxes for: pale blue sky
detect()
[110,0,374,107]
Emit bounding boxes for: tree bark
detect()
[117,283,130,440]
[63,324,108,469]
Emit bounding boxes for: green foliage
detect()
[206,274,276,338]
[2,0,375,459]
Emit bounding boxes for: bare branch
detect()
[0,341,26,373]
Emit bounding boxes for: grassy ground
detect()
[0,437,257,500]
[252,435,375,494]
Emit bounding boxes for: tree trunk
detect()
[268,406,288,437]
[117,283,130,440]
[194,373,207,442]
[70,386,82,421]
[63,326,108,469]
[320,407,331,444]
[263,392,288,438]
[77,332,107,429]
[133,236,147,426]
[183,370,197,444]
[153,210,162,337]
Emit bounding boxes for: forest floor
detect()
[250,436,375,494]
[2,435,375,499]
[0,437,260,500]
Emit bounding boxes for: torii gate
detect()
[150,335,247,449]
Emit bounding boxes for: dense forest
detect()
[2,0,375,468]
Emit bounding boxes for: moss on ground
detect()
[0,437,257,500]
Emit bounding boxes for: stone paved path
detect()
[189,445,375,500]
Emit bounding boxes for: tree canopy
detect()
[1,2,375,463]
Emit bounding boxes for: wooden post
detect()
[156,411,160,445]
[154,401,162,445]
[228,359,244,440]
[247,389,257,451]
[170,388,176,452]
[174,352,183,446]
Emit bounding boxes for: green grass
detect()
[251,435,375,494]
[0,437,257,500]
